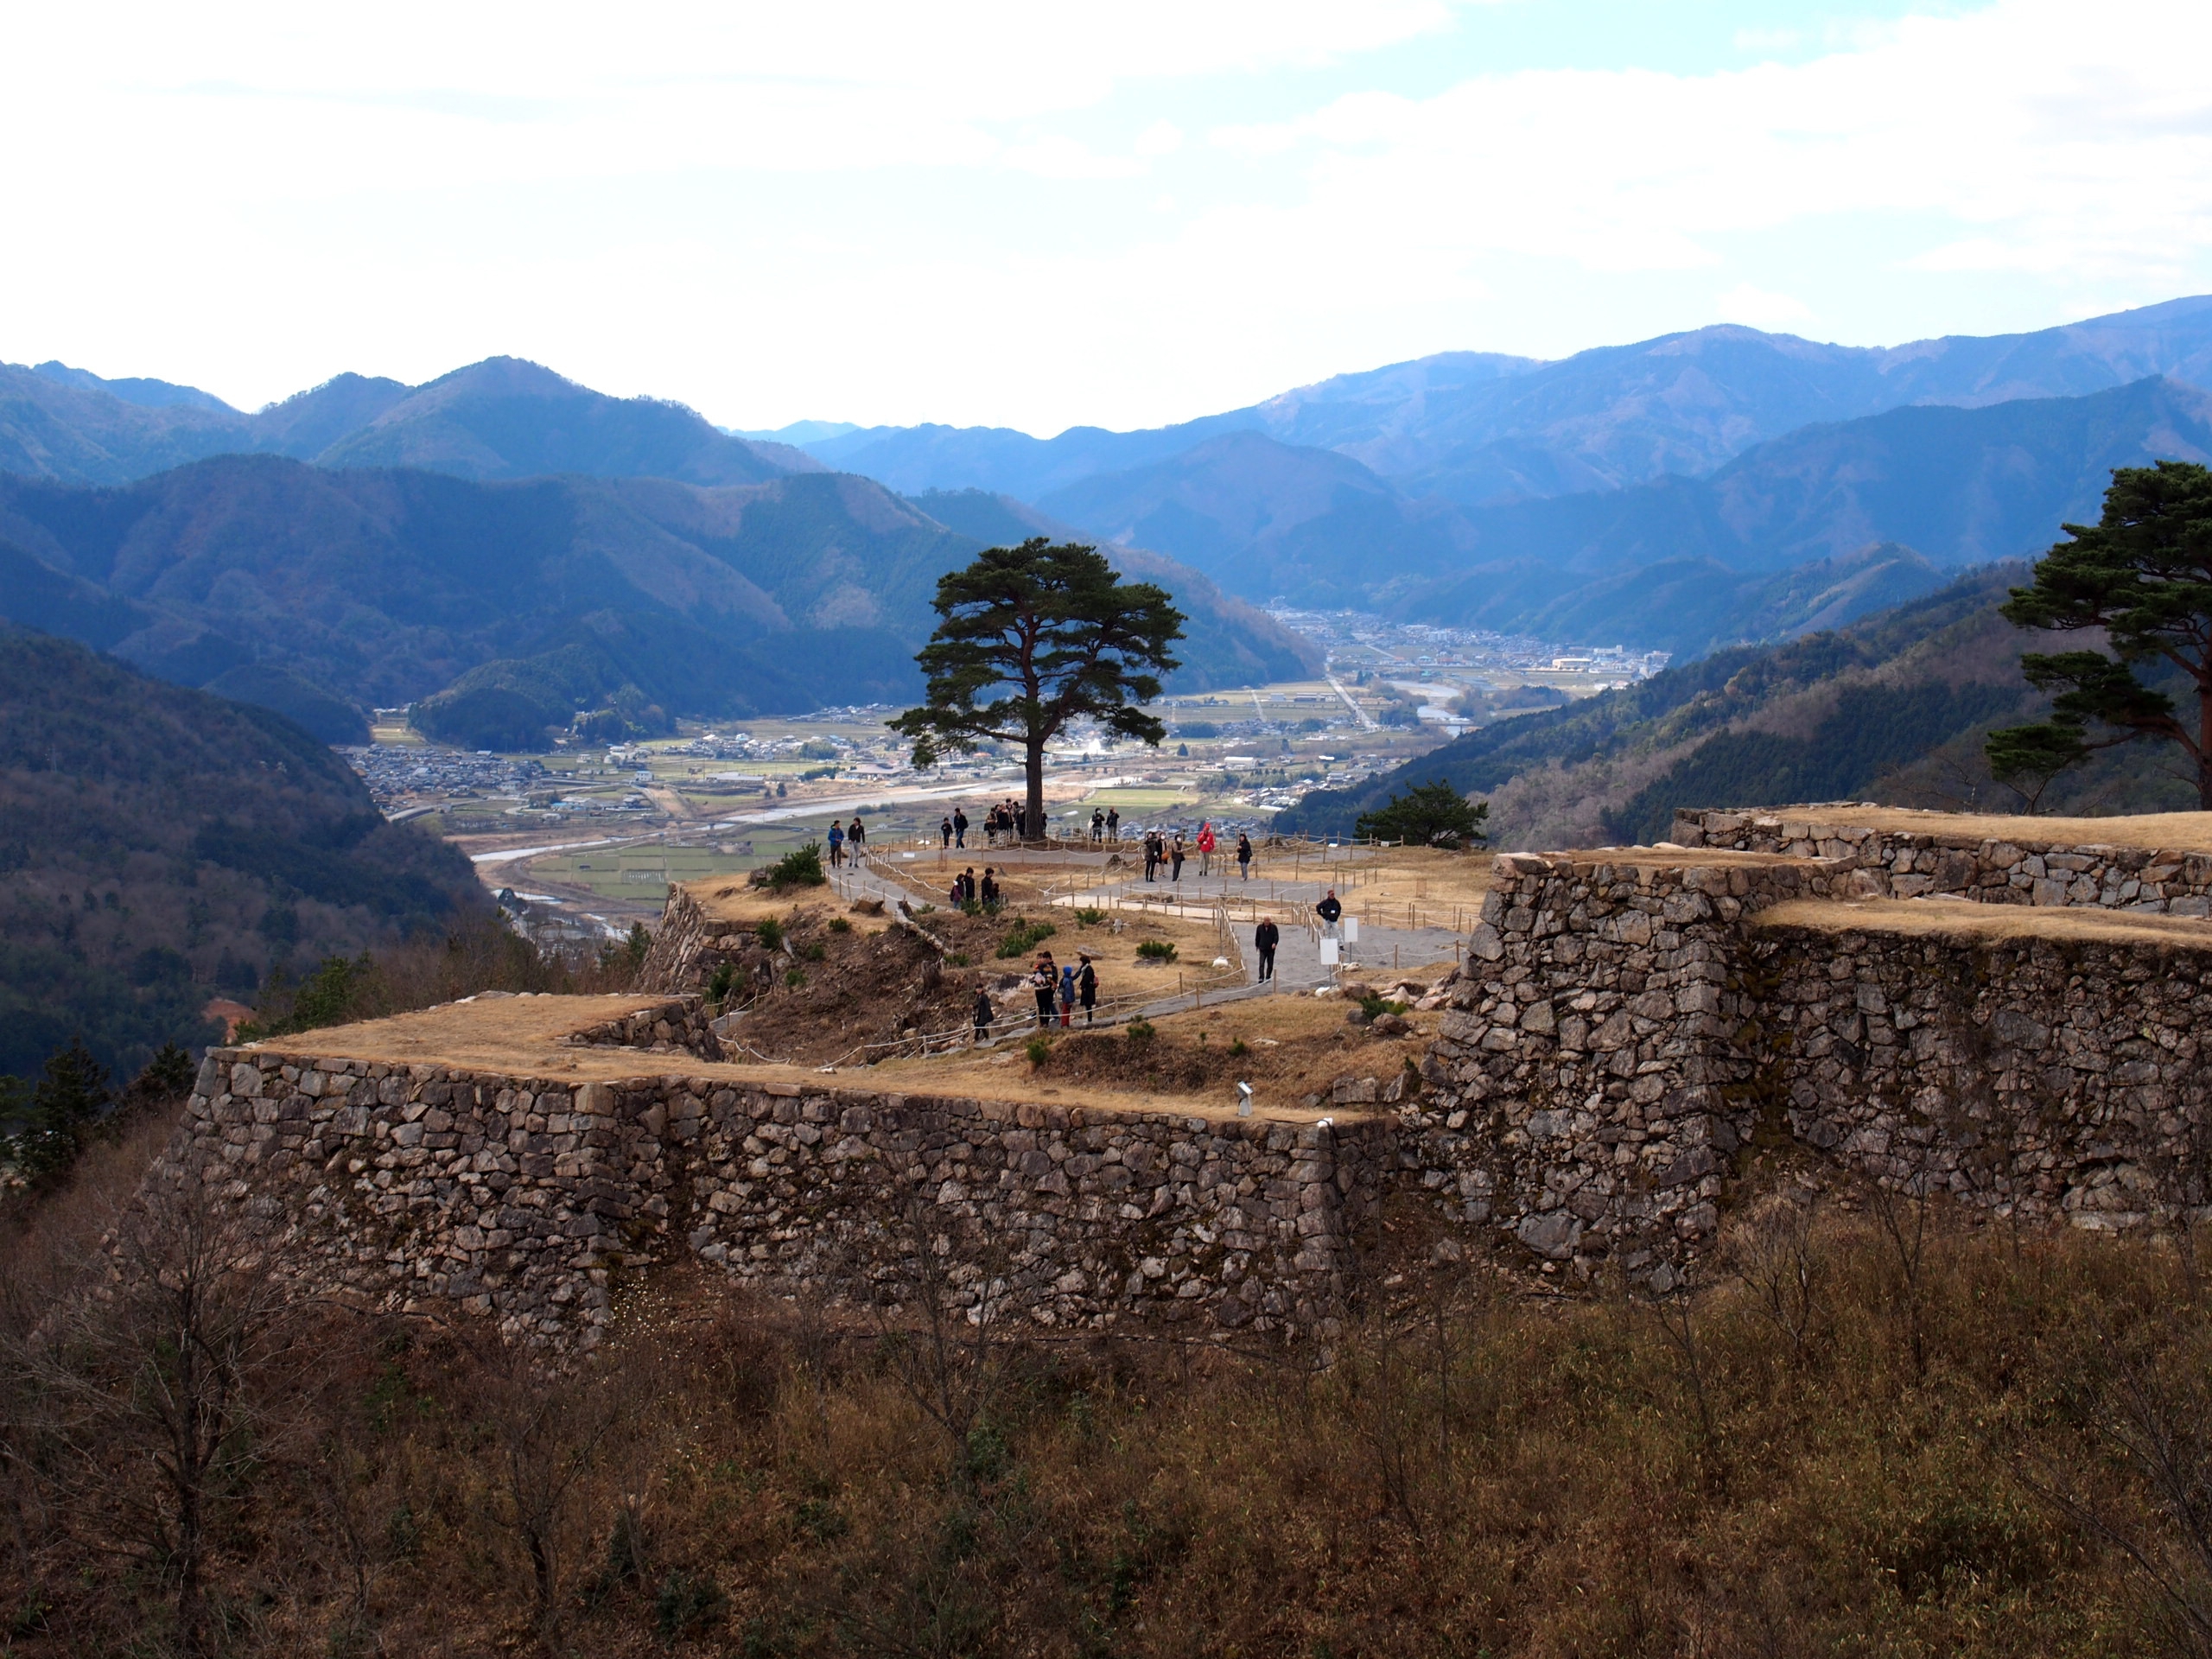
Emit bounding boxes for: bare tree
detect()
[3,1171,314,1656]
[873,1192,1012,1486]
[1723,1192,1827,1368]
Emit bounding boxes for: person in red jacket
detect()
[1196,821,1217,877]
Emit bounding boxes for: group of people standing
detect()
[939,801,1044,849]
[971,949,1098,1039]
[947,866,1001,910]
[823,815,867,867]
[1138,822,1254,883]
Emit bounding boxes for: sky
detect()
[6,0,2212,436]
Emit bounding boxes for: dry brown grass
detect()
[9,1142,2212,1658]
[1756,897,2212,948]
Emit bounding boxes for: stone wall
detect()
[167,1047,1386,1348]
[638,886,753,994]
[1402,853,1850,1282]
[1400,845,2212,1281]
[1673,807,2212,915]
[561,993,722,1058]
[1744,919,2212,1230]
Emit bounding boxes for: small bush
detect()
[1026,1037,1050,1066]
[1229,1038,1249,1058]
[1136,939,1177,962]
[655,1569,727,1639]
[1357,990,1408,1019]
[949,952,971,967]
[784,968,806,989]
[996,918,1058,959]
[753,917,785,951]
[828,916,851,933]
[707,962,736,1004]
[1125,1017,1156,1046]
[803,942,826,962]
[1075,906,1105,925]
[755,842,826,891]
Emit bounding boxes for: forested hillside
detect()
[0,628,486,1077]
[1281,569,2193,848]
[0,460,1313,748]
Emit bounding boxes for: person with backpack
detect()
[1077,953,1098,1023]
[1058,962,1077,1027]
[1236,832,1253,880]
[1254,916,1280,982]
[1196,822,1216,876]
[826,819,845,868]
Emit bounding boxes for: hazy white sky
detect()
[6,0,2211,435]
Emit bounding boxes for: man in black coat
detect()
[1254,916,1280,982]
[1315,888,1343,937]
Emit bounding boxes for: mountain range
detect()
[0,356,817,488]
[0,458,1317,747]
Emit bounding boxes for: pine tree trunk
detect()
[1025,741,1046,843]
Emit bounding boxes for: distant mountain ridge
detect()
[0,356,815,488]
[798,296,2212,511]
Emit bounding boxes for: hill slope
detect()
[0,627,486,1078]
[1275,569,2199,848]
[0,461,1314,743]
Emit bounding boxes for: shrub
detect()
[1125,1017,1155,1046]
[1357,990,1409,1020]
[1074,906,1105,925]
[1026,1037,1050,1066]
[1136,939,1177,962]
[655,1570,726,1639]
[949,952,971,967]
[828,916,852,933]
[803,942,826,962]
[784,968,806,989]
[754,842,826,891]
[1229,1038,1249,1058]
[753,917,785,951]
[996,918,1058,959]
[707,962,736,1004]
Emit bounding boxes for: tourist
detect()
[1091,807,1105,843]
[963,867,979,906]
[1077,952,1097,1024]
[954,807,969,849]
[1255,916,1279,982]
[1142,830,1160,882]
[980,867,1001,910]
[973,985,995,1044]
[849,815,865,849]
[1058,962,1077,1027]
[1236,832,1253,880]
[826,819,845,868]
[941,815,953,849]
[1106,806,1120,842]
[1196,821,1216,876]
[1032,956,1058,1027]
[1169,832,1186,883]
[1316,887,1343,938]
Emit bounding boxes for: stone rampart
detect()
[167,1046,1385,1349]
[1673,806,2212,914]
[1743,916,2211,1230]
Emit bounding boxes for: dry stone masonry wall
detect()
[167,1047,1385,1348]
[1674,807,2212,915]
